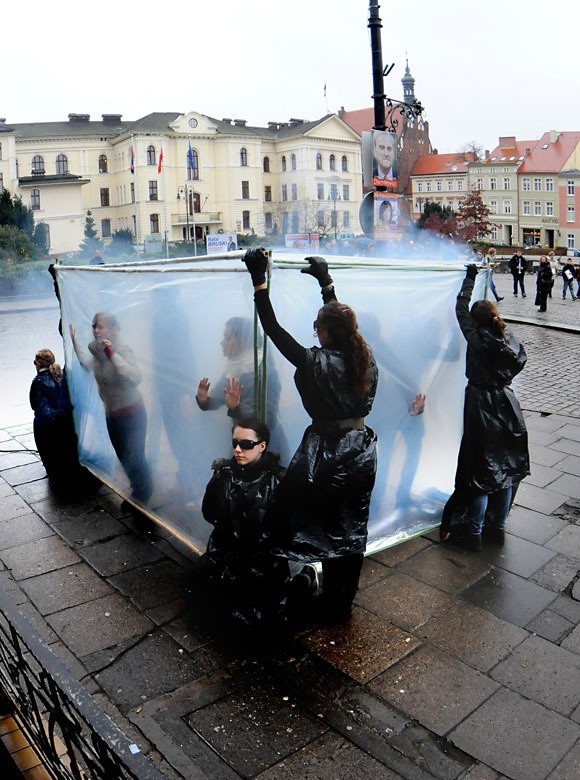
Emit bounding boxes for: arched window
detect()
[30,188,41,210]
[186,148,199,180]
[56,154,68,175]
[341,155,348,172]
[281,156,287,172]
[99,154,108,173]
[329,154,336,171]
[193,193,201,213]
[147,145,156,165]
[316,152,322,170]
[263,156,270,173]
[291,153,297,171]
[240,147,248,166]
[150,213,160,233]
[32,155,45,175]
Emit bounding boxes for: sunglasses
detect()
[232,438,263,451]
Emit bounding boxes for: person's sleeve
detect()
[455,277,478,344]
[321,286,338,304]
[254,289,306,367]
[109,345,141,385]
[71,338,93,372]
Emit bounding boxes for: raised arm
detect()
[455,265,478,345]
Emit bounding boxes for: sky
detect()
[5,1,580,155]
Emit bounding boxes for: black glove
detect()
[465,264,478,281]
[300,256,333,288]
[243,248,269,286]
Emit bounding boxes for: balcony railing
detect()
[171,212,221,225]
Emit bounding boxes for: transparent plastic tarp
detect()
[56,255,487,555]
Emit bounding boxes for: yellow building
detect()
[0,111,362,255]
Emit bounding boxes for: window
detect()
[476,178,483,189]
[447,180,453,191]
[330,183,338,200]
[343,211,350,228]
[503,177,510,190]
[534,177,541,191]
[130,182,135,203]
[341,155,348,172]
[317,183,324,200]
[489,177,497,190]
[281,156,287,172]
[329,154,336,171]
[489,200,498,214]
[546,201,553,216]
[263,156,270,173]
[417,183,423,192]
[316,153,322,170]
[490,225,498,241]
[101,219,112,238]
[567,205,575,222]
[264,186,272,202]
[56,154,68,175]
[317,210,325,227]
[457,180,464,191]
[291,183,297,200]
[100,188,110,207]
[30,188,40,210]
[148,181,158,201]
[99,154,108,174]
[567,233,575,249]
[147,145,156,165]
[522,201,530,215]
[342,184,350,201]
[291,153,296,171]
[193,192,201,213]
[436,181,442,192]
[242,210,250,230]
[240,147,248,166]
[534,201,541,216]
[503,200,512,214]
[150,213,159,233]
[546,178,553,192]
[568,180,575,196]
[32,155,45,175]
[241,181,250,199]
[264,212,273,230]
[281,184,287,201]
[522,177,530,191]
[426,182,432,192]
[187,148,199,180]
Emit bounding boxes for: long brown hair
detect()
[315,302,373,397]
[470,300,506,338]
[35,349,63,382]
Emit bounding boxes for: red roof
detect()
[410,152,473,176]
[339,107,404,139]
[517,131,580,174]
[484,138,536,165]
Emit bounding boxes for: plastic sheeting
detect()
[56,255,488,555]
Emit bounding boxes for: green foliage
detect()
[0,225,38,261]
[111,228,134,246]
[417,202,457,237]
[78,210,103,257]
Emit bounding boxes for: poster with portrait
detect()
[373,192,402,241]
[363,130,399,190]
[206,234,238,254]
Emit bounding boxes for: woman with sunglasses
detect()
[242,249,378,624]
[200,416,289,639]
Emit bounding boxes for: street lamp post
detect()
[177,185,197,256]
[328,184,341,238]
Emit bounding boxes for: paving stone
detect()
[523,463,565,489]
[52,510,127,548]
[526,429,559,447]
[256,731,402,780]
[561,624,580,655]
[16,600,58,644]
[528,443,567,468]
[549,473,580,501]
[556,454,580,478]
[1,461,47,486]
[0,479,15,499]
[397,544,491,595]
[459,766,500,780]
[302,606,420,684]
[19,563,111,615]
[0,493,34,522]
[548,740,580,780]
[546,525,580,560]
[514,481,568,514]
[79,535,165,577]
[506,505,567,545]
[550,439,580,457]
[372,536,433,567]
[449,687,580,780]
[0,449,39,470]
[525,413,570,435]
[491,634,580,715]
[355,571,454,631]
[476,533,556,578]
[550,594,580,623]
[557,424,580,443]
[161,612,213,654]
[357,558,391,592]
[95,631,215,714]
[46,592,153,656]
[0,535,80,580]
[0,570,28,605]
[388,722,473,780]
[526,609,575,643]
[368,645,499,737]
[421,602,528,673]
[337,687,410,737]
[531,554,580,593]
[462,569,557,627]
[109,559,191,611]
[14,478,52,503]
[0,512,53,550]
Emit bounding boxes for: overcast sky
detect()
[6,1,579,154]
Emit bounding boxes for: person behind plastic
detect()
[199,416,289,640]
[242,249,378,624]
[440,264,530,551]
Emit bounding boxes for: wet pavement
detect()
[1,291,580,779]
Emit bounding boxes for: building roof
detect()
[483,136,535,165]
[410,152,473,176]
[339,106,404,139]
[518,131,580,174]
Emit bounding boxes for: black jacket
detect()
[509,254,528,274]
[536,262,553,292]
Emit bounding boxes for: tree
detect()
[109,228,135,256]
[0,190,35,236]
[456,188,493,243]
[0,190,38,260]
[78,210,103,257]
[459,141,484,164]
[0,225,37,261]
[417,202,457,236]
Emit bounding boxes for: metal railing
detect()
[0,588,164,780]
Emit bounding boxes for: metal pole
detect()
[368,0,386,131]
[184,185,189,244]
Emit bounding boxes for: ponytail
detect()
[315,303,372,397]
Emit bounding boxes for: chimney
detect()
[550,129,559,144]
[499,136,516,148]
[68,113,90,123]
[233,119,247,127]
[102,114,122,124]
[525,148,531,156]
[288,118,305,126]
[221,118,232,125]
[268,122,278,130]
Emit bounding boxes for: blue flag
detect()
[188,141,195,174]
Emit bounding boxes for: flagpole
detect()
[161,138,169,258]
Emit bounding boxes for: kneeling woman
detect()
[440,265,529,550]
[201,417,288,635]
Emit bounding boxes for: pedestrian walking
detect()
[482,248,503,302]
[509,249,527,297]
[535,256,553,312]
[547,250,559,298]
[561,259,577,300]
[440,265,530,551]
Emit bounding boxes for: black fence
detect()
[0,588,164,780]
